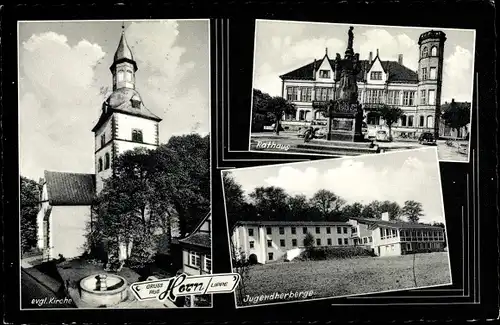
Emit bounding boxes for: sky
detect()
[19,20,210,181]
[224,148,445,224]
[253,20,475,103]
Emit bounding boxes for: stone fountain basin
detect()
[80,274,129,307]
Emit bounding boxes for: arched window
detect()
[98,158,103,172]
[117,70,124,82]
[427,115,434,128]
[422,47,428,58]
[430,46,437,56]
[401,115,407,127]
[125,69,133,82]
[408,116,414,127]
[104,153,110,170]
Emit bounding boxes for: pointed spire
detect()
[110,22,137,72]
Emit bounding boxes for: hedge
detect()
[296,246,375,261]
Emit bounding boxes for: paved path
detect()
[21,269,75,309]
[250,132,470,162]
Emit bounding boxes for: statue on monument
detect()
[347,26,354,50]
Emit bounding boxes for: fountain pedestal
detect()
[79,273,129,307]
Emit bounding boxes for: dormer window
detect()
[131,95,141,109]
[319,70,330,78]
[370,71,382,80]
[132,129,143,143]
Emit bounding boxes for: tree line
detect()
[223,171,427,232]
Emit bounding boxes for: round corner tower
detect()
[417,30,446,139]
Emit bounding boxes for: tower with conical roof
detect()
[92,24,162,194]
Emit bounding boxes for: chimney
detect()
[398,54,403,65]
[381,212,389,221]
[369,51,373,63]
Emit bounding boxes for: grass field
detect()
[235,252,451,306]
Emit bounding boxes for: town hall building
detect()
[278,30,446,139]
[36,27,162,260]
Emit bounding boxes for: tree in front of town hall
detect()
[252,88,296,135]
[20,176,41,254]
[441,99,471,138]
[379,104,403,141]
[401,200,424,223]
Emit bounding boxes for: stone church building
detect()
[36,27,162,260]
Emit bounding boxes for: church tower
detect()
[416,30,446,139]
[92,24,162,194]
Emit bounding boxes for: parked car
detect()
[375,130,389,142]
[270,123,284,132]
[458,143,468,155]
[418,132,436,145]
[315,127,328,138]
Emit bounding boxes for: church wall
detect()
[50,205,91,259]
[36,183,49,250]
[115,113,158,145]
[94,118,113,151]
[95,145,113,194]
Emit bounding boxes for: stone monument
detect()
[313,26,364,142]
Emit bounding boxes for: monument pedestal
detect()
[326,110,365,142]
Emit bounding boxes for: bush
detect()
[403,247,444,255]
[296,246,375,261]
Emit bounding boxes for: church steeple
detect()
[110,23,138,91]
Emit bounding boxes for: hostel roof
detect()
[350,217,445,230]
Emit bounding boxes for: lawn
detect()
[236,252,451,306]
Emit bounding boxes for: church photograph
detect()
[19,19,211,309]
[249,20,475,163]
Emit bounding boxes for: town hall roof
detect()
[279,58,418,84]
[44,171,96,206]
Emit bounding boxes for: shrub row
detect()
[402,247,444,255]
[296,246,375,261]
